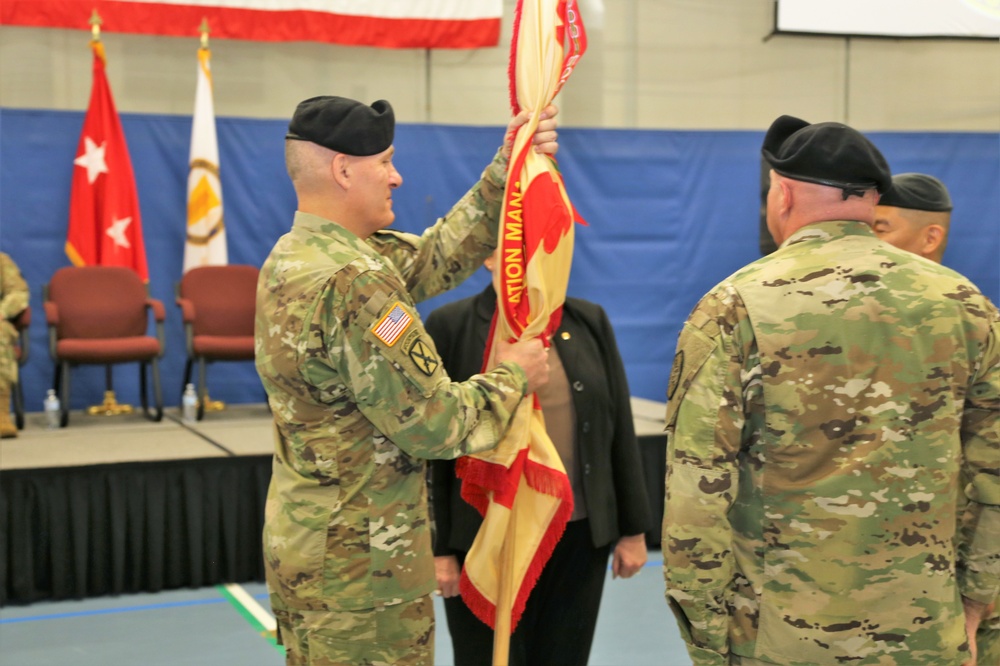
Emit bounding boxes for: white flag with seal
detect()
[184,44,227,272]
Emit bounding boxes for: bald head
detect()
[765,170,880,246]
[285,139,336,189]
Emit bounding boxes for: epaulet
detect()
[370,229,419,250]
[362,291,390,318]
[685,295,724,339]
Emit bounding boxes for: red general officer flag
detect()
[66,39,149,281]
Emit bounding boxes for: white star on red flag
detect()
[73,136,109,184]
[105,216,133,249]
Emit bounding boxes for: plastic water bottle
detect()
[44,389,60,429]
[182,383,198,424]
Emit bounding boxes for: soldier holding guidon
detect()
[255,96,557,666]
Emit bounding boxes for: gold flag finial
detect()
[89,9,103,40]
[199,18,210,49]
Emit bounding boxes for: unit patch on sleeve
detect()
[407,337,439,376]
[667,350,685,400]
[372,302,413,347]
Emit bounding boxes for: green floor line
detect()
[217,584,283,654]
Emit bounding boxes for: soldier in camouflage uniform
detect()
[875,172,999,666]
[0,252,28,438]
[662,116,999,666]
[873,172,952,264]
[255,96,558,666]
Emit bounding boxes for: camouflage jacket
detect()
[256,151,531,612]
[0,252,29,386]
[663,220,1000,666]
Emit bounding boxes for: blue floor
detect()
[1,554,689,665]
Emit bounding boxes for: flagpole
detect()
[81,8,136,417]
[89,8,101,41]
[493,496,516,666]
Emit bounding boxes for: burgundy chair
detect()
[44,266,165,426]
[9,306,30,429]
[175,265,258,420]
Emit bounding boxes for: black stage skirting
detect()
[1,446,665,606]
[1,411,665,607]
[1,455,271,606]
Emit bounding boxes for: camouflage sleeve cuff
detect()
[666,588,731,657]
[495,360,528,397]
[480,149,510,202]
[456,362,528,456]
[684,644,728,666]
[957,505,1000,605]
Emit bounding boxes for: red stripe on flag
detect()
[0,1,501,48]
[456,448,574,631]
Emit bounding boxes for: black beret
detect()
[286,96,394,156]
[879,173,953,212]
[762,115,891,194]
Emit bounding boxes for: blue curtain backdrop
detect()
[1,107,997,412]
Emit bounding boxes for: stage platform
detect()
[1,404,274,606]
[1,399,666,607]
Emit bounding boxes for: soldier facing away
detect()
[254,96,556,666]
[873,172,952,264]
[662,115,999,665]
[875,171,999,666]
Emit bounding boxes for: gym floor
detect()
[0,554,689,665]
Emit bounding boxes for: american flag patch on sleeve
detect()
[372,302,413,347]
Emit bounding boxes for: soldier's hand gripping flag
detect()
[66,37,148,281]
[454,1,587,662]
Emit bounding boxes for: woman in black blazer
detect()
[426,273,653,666]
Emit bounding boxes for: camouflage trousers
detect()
[0,321,17,389]
[272,594,435,666]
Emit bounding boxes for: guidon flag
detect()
[454,0,588,662]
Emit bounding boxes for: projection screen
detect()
[775,0,1000,39]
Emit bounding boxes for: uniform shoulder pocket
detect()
[665,316,720,429]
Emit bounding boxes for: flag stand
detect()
[201,393,225,413]
[86,367,133,416]
[86,391,133,416]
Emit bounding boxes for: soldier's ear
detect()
[331,152,351,189]
[923,224,945,256]
[778,179,794,216]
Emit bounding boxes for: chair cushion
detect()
[57,337,161,363]
[49,267,151,339]
[191,335,255,360]
[179,266,258,338]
